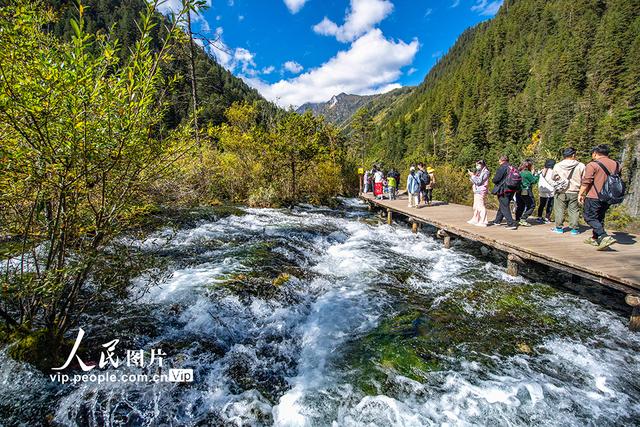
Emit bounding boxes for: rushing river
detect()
[2,199,640,426]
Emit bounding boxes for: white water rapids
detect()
[1,199,639,426]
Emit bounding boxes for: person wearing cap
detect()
[425,166,436,206]
[551,147,585,235]
[578,144,621,250]
[406,166,420,208]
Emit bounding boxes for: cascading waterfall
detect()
[1,199,639,426]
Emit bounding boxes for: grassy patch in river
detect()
[212,241,310,304]
[347,281,583,395]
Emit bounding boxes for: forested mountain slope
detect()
[368,0,639,176]
[48,0,273,128]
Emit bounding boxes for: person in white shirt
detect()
[373,168,384,199]
[536,159,556,223]
[551,147,586,235]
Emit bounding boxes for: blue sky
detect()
[160,0,503,107]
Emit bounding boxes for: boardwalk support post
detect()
[626,295,640,331]
[387,209,392,225]
[437,229,452,248]
[507,254,524,277]
[411,220,419,234]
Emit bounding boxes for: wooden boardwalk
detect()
[362,193,640,297]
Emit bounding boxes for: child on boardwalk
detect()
[387,174,397,200]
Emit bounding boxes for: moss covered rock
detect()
[347,281,575,395]
[7,329,67,371]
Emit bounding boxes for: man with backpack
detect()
[489,155,519,230]
[551,147,585,235]
[416,163,431,207]
[579,144,625,250]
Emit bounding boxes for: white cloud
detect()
[283,60,304,74]
[156,1,212,34]
[242,29,418,107]
[210,28,258,75]
[283,0,309,14]
[238,15,245,21]
[313,0,394,43]
[424,8,433,17]
[156,0,181,15]
[471,0,503,16]
[407,67,417,75]
[262,66,276,75]
[233,48,256,73]
[451,0,460,7]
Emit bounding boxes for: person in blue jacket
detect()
[406,166,420,208]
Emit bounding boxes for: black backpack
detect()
[419,170,431,186]
[505,165,522,190]
[594,160,625,205]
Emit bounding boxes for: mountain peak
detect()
[295,87,413,126]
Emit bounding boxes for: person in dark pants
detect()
[489,155,518,229]
[579,145,621,250]
[537,159,556,223]
[515,159,539,227]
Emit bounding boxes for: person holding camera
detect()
[467,160,490,226]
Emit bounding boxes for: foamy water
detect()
[1,200,639,426]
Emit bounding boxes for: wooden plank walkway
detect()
[361,193,640,296]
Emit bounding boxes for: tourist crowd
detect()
[362,144,625,251]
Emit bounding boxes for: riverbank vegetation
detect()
[0,0,354,366]
[155,102,354,208]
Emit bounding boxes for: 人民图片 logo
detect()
[49,328,192,385]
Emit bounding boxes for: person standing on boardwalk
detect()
[425,167,436,205]
[579,144,624,250]
[373,167,384,199]
[416,163,429,206]
[387,173,397,200]
[536,159,556,223]
[551,148,585,235]
[515,160,539,227]
[489,155,519,230]
[363,168,371,193]
[388,168,400,193]
[406,166,420,208]
[467,160,490,226]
